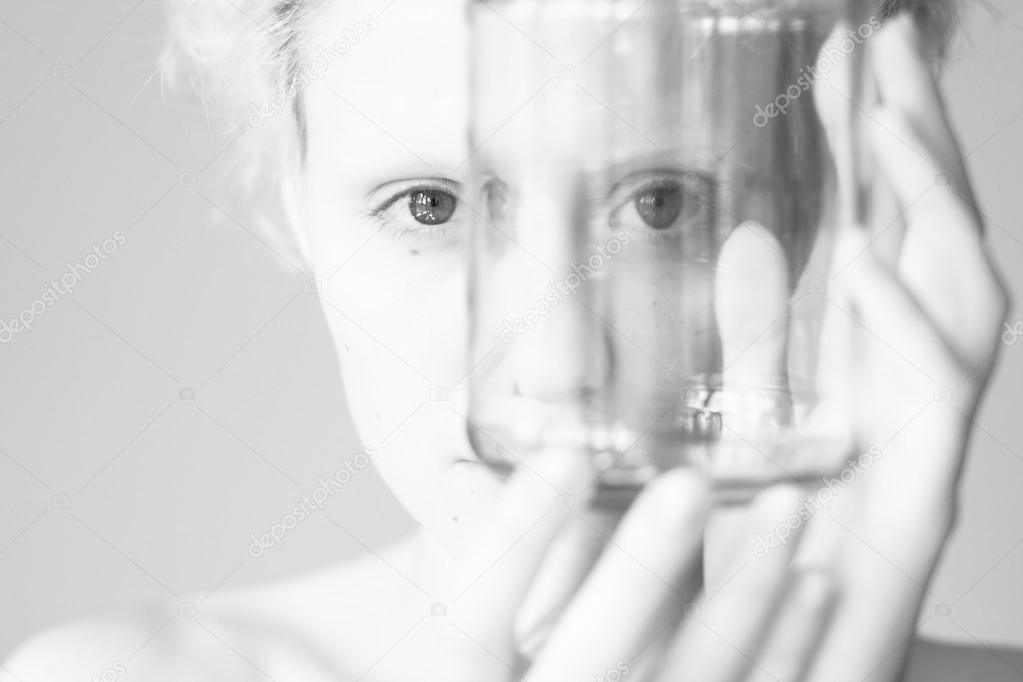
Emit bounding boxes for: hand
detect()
[431,12,1009,682]
[798,12,1009,680]
[431,449,839,682]
[705,13,1010,682]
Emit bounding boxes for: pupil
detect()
[635,185,683,230]
[409,190,456,225]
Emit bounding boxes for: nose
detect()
[504,171,613,403]
[510,311,613,402]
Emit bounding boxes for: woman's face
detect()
[301,0,495,550]
[297,0,833,551]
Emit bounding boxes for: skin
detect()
[3,3,1020,681]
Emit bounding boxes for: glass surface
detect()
[466,0,876,506]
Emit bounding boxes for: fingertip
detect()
[659,466,713,503]
[718,221,785,273]
[750,481,805,515]
[635,467,713,527]
[526,447,595,495]
[872,11,949,132]
[874,11,929,72]
[877,11,919,45]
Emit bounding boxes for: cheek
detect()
[304,193,476,494]
[325,246,467,389]
[304,190,468,387]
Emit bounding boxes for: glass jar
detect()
[466,0,877,506]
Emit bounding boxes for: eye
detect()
[634,184,683,230]
[409,189,457,225]
[609,171,710,234]
[367,178,463,249]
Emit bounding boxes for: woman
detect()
[4,0,1018,679]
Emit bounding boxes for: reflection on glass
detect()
[467,0,868,506]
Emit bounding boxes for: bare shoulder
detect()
[1,604,269,682]
[3,544,430,682]
[906,637,1023,681]
[3,616,128,681]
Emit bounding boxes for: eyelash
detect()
[603,176,682,223]
[367,183,460,242]
[364,171,701,242]
[390,220,453,242]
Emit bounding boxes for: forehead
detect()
[302,0,471,180]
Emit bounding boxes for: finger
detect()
[871,13,976,215]
[832,227,945,372]
[526,468,710,682]
[745,568,837,682]
[705,222,793,592]
[831,232,966,510]
[447,448,593,667]
[715,221,792,416]
[799,511,944,682]
[660,484,807,682]
[513,505,621,661]
[801,246,969,682]
[709,221,793,479]
[865,104,1009,367]
[830,227,965,443]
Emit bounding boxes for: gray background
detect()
[0,0,1021,662]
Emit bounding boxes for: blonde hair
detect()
[162,0,955,132]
